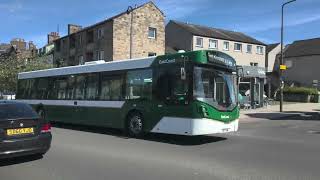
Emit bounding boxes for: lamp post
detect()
[280,0,296,112]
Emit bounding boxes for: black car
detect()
[0,101,52,159]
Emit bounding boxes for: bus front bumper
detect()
[151,117,239,136]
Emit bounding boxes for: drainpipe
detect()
[127,6,134,59]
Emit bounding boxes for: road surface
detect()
[1,112,320,180]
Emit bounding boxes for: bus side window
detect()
[37,78,49,100]
[126,69,152,100]
[156,72,170,101]
[55,77,67,100]
[17,79,27,99]
[30,79,37,99]
[75,75,85,100]
[66,75,76,100]
[100,74,124,101]
[85,73,99,100]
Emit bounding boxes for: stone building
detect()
[53,1,165,67]
[0,38,37,60]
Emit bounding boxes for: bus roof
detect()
[18,50,236,80]
[18,56,155,79]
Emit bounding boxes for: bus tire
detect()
[126,111,144,137]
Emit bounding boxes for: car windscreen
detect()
[0,103,38,120]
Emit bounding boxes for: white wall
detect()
[192,35,266,68]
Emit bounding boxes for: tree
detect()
[0,54,53,94]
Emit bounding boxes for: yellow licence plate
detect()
[7,128,34,136]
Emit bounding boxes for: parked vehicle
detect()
[0,101,52,159]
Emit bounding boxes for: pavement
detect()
[240,102,320,122]
[0,103,319,180]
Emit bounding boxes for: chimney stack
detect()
[68,24,82,35]
[28,41,36,50]
[10,38,26,51]
[47,32,60,44]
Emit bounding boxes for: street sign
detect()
[280,65,287,70]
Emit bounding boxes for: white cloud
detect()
[0,1,23,13]
[238,13,320,33]
[156,0,205,19]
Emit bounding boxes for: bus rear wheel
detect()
[126,112,144,137]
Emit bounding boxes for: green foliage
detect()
[283,86,319,95]
[0,55,53,93]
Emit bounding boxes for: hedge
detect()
[283,86,319,95]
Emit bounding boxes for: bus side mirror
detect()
[181,67,186,80]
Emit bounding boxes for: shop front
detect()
[237,66,266,108]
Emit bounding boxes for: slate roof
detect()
[56,1,163,41]
[267,43,280,53]
[284,38,320,58]
[170,20,266,46]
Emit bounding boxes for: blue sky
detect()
[1,0,319,48]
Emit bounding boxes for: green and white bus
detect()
[16,50,239,136]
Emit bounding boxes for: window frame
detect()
[148,27,157,39]
[195,37,203,48]
[234,43,242,52]
[97,28,104,39]
[223,41,229,51]
[208,39,218,49]
[247,44,252,53]
[257,46,264,55]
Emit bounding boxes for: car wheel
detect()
[127,112,144,137]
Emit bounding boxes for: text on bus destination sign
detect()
[208,54,235,67]
[159,59,176,64]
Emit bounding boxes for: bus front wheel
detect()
[126,111,144,137]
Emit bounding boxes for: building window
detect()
[56,40,61,52]
[234,43,242,51]
[97,28,104,39]
[79,35,83,46]
[195,37,203,47]
[148,27,156,39]
[69,36,76,49]
[250,62,258,66]
[99,51,104,60]
[62,39,66,49]
[247,45,252,53]
[223,41,229,51]
[257,46,264,54]
[148,52,156,57]
[86,52,94,61]
[78,55,84,65]
[209,39,218,49]
[87,30,94,43]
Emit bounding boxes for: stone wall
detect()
[113,2,165,60]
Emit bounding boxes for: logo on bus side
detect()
[221,115,230,119]
[159,59,176,64]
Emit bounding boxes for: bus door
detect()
[151,64,191,128]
